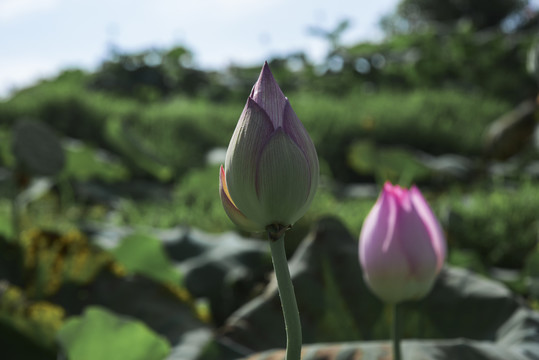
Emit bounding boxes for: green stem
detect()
[392,303,401,360]
[269,234,302,360]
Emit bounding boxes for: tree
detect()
[395,0,528,31]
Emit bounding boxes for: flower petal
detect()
[250,62,287,128]
[393,193,439,299]
[225,97,274,225]
[219,166,262,232]
[282,100,319,201]
[410,186,446,272]
[255,129,311,226]
[359,182,445,303]
[359,187,411,303]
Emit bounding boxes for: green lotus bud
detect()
[220,62,319,231]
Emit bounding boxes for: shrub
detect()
[442,182,539,268]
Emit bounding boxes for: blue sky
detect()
[1,0,537,98]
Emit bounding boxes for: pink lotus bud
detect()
[359,182,446,303]
[220,62,319,231]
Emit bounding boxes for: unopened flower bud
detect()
[220,62,319,231]
[359,182,446,303]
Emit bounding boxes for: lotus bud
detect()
[220,62,319,232]
[359,182,446,304]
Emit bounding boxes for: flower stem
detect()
[392,303,401,360]
[269,233,302,360]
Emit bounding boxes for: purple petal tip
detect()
[250,61,287,127]
[259,61,276,84]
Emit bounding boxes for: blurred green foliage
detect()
[348,140,431,184]
[348,25,536,102]
[61,141,130,182]
[394,0,527,31]
[442,182,539,268]
[0,81,511,183]
[110,233,181,286]
[20,229,112,298]
[0,284,63,358]
[57,306,170,360]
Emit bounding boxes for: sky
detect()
[0,0,405,98]
[1,0,538,99]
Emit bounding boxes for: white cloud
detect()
[0,0,61,21]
